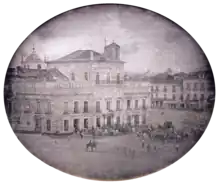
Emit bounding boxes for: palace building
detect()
[5,42,151,134]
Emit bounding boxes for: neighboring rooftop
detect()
[23,46,44,64]
[15,67,69,81]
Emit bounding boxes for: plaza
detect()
[16,131,194,180]
[15,109,211,180]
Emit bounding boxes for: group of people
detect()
[136,131,180,153]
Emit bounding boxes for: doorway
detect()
[35,118,41,132]
[74,119,79,132]
[134,115,139,126]
[107,116,112,127]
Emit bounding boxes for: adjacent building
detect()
[149,66,215,111]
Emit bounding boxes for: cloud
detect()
[10,4,209,73]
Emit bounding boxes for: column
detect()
[93,116,96,128]
[100,115,104,127]
[131,115,135,126]
[139,115,142,125]
[79,117,83,130]
[104,115,107,126]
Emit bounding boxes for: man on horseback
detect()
[86,139,96,152]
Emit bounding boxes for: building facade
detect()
[5,42,215,134]
[149,68,215,111]
[6,42,151,134]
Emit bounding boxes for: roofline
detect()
[46,60,126,64]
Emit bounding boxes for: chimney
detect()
[90,51,94,60]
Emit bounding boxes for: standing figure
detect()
[80,130,84,139]
[146,144,150,152]
[131,149,135,159]
[123,146,127,156]
[175,144,179,152]
[92,126,95,139]
[141,139,145,149]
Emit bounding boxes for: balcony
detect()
[73,109,80,113]
[63,111,69,115]
[83,109,89,113]
[96,109,101,113]
[95,80,124,85]
[193,88,198,91]
[116,108,121,111]
[45,111,52,115]
[35,110,42,114]
[24,110,32,114]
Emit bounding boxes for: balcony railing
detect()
[73,109,79,113]
[24,110,32,113]
[35,110,42,114]
[45,111,52,114]
[63,111,69,114]
[95,80,124,85]
[193,87,198,91]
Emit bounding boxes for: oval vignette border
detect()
[8,0,216,182]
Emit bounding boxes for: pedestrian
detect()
[131,149,135,159]
[175,144,179,152]
[141,139,145,149]
[80,130,84,139]
[146,144,150,152]
[123,146,127,156]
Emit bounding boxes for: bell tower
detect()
[104,40,120,61]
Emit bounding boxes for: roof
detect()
[184,70,214,80]
[150,72,173,79]
[51,50,102,62]
[23,48,43,63]
[173,72,188,78]
[150,78,182,85]
[105,42,120,48]
[47,50,125,64]
[15,67,68,81]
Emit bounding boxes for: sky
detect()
[10,4,209,73]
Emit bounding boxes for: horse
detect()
[86,140,97,152]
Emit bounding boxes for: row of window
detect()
[186,82,205,91]
[46,115,146,131]
[151,85,177,92]
[22,99,147,114]
[151,83,206,92]
[23,64,42,69]
[71,72,121,84]
[152,93,205,101]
